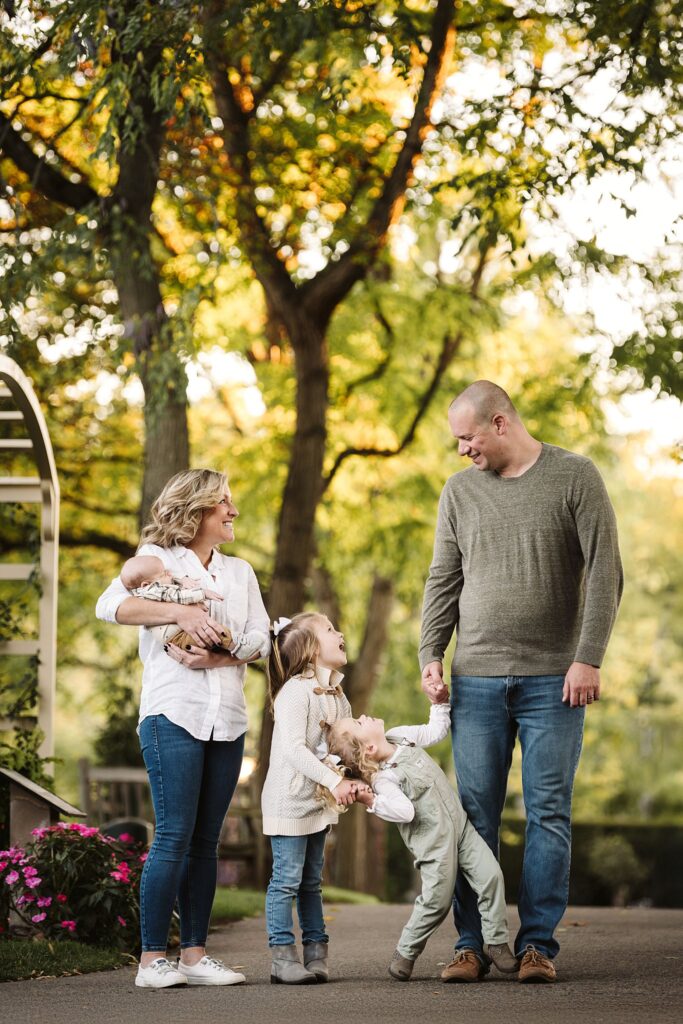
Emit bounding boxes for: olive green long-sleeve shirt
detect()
[419,443,623,676]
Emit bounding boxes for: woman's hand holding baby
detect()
[173,604,226,647]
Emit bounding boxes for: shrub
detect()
[0,822,145,950]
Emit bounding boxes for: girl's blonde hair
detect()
[266,612,324,714]
[326,720,380,786]
[140,469,228,548]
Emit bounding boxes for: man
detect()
[420,380,623,983]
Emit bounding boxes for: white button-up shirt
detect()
[95,543,270,741]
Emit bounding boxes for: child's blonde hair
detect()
[326,720,380,786]
[266,612,324,715]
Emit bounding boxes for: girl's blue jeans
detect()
[138,714,244,951]
[451,674,585,960]
[266,829,329,947]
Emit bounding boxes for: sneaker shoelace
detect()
[449,950,478,966]
[150,958,177,975]
[200,956,227,971]
[523,946,549,967]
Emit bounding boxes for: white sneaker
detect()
[177,955,246,986]
[135,957,188,988]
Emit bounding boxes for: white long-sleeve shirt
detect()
[95,543,270,741]
[368,703,451,824]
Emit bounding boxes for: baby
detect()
[120,554,269,659]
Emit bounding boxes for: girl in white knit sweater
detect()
[262,612,360,985]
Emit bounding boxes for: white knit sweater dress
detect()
[261,664,352,836]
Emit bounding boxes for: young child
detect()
[326,700,517,982]
[120,553,269,659]
[261,612,361,985]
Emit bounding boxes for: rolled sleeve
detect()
[95,576,130,624]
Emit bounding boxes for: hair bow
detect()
[272,616,292,637]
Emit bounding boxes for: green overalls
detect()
[389,742,509,961]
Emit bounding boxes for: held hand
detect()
[203,588,224,602]
[173,605,226,648]
[354,784,375,809]
[334,779,359,807]
[562,662,601,707]
[421,661,449,704]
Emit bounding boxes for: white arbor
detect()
[0,355,59,762]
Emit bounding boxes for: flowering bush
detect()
[0,823,146,950]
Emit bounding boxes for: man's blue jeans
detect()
[266,830,329,947]
[451,675,585,960]
[138,714,244,951]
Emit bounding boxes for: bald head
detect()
[449,380,519,427]
[448,381,539,475]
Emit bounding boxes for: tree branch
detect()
[203,4,297,315]
[59,531,136,559]
[321,327,463,493]
[301,0,456,321]
[340,298,397,401]
[0,111,98,209]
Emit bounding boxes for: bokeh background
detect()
[1,1,681,906]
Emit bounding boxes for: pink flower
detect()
[23,865,38,877]
[36,896,52,908]
[109,861,131,882]
[31,827,48,839]
[31,912,47,923]
[139,853,148,863]
[25,876,42,889]
[56,893,67,903]
[5,871,19,885]
[66,823,100,838]
[118,833,134,843]
[0,861,7,871]
[117,916,127,927]
[60,920,77,932]
[16,895,34,906]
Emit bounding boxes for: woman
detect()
[96,469,269,988]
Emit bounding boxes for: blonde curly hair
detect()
[325,719,380,787]
[140,469,228,548]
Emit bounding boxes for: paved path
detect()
[4,904,683,1023]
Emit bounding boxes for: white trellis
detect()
[0,355,59,763]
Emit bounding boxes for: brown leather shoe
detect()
[518,945,556,983]
[441,949,489,983]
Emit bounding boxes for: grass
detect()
[0,940,129,983]
[211,884,379,923]
[1,886,379,981]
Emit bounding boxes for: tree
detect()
[2,2,681,792]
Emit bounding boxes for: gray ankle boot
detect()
[303,941,329,983]
[270,944,317,985]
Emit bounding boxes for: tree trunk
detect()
[331,575,394,892]
[257,311,329,777]
[109,94,190,526]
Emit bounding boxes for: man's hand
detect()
[562,662,601,707]
[174,604,226,648]
[421,660,449,704]
[334,779,360,806]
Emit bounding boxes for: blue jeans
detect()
[451,675,584,959]
[138,714,244,951]
[266,830,329,947]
